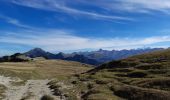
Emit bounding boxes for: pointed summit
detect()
[25,48,49,58]
[29,48,46,53]
[31,48,44,51]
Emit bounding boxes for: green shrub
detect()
[41,95,54,100]
[127,71,147,78]
[86,93,115,100]
[136,63,163,70]
[95,78,112,84]
[112,85,170,100]
[134,78,170,91]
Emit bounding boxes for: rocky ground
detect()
[0,76,64,100]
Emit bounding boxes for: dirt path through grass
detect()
[0,76,62,100]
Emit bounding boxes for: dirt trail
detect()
[0,76,62,100]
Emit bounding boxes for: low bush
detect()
[41,95,54,100]
[134,78,170,91]
[111,84,170,100]
[127,71,147,78]
[136,63,163,70]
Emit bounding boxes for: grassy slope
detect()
[0,59,93,99]
[0,59,92,80]
[64,49,170,100]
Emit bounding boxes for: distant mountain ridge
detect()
[24,48,99,65]
[0,47,164,65]
[77,48,164,63]
[22,47,163,65]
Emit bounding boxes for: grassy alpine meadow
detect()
[0,59,93,100]
[0,59,93,80]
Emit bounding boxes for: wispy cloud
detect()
[8,0,133,21]
[80,0,170,14]
[3,0,170,23]
[0,14,34,29]
[0,29,170,52]
[118,0,170,14]
[7,0,170,23]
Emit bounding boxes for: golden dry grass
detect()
[0,59,92,80]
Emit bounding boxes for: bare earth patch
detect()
[0,76,63,100]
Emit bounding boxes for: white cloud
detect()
[6,0,170,23]
[9,0,133,21]
[93,0,170,14]
[118,0,170,13]
[0,29,170,52]
[4,0,170,23]
[59,0,170,14]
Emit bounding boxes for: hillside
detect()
[0,53,31,62]
[0,59,92,100]
[63,49,170,100]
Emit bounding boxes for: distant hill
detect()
[24,48,56,59]
[71,48,170,100]
[0,53,31,62]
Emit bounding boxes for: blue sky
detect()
[1,0,170,56]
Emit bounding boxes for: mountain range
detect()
[0,47,164,65]
[74,48,163,63]
[25,47,163,65]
